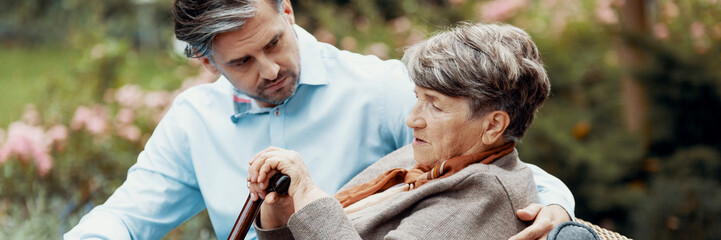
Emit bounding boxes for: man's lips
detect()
[264,76,287,91]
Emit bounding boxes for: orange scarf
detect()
[335,142,516,208]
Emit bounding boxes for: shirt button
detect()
[275,110,279,116]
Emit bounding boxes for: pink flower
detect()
[117,125,142,143]
[33,150,53,177]
[0,122,53,176]
[0,146,8,164]
[313,28,336,45]
[85,109,108,136]
[116,108,136,125]
[654,23,670,40]
[71,105,109,136]
[391,17,411,34]
[46,125,68,152]
[0,122,43,163]
[115,84,144,109]
[364,42,390,60]
[595,0,618,25]
[478,0,529,22]
[691,22,705,40]
[144,91,170,109]
[0,129,6,162]
[71,106,93,131]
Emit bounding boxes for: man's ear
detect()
[481,111,510,145]
[281,0,295,25]
[199,56,220,75]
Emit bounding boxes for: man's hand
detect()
[509,203,570,240]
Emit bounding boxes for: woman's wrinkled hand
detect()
[248,147,315,200]
[247,147,329,228]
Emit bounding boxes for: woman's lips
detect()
[412,137,427,145]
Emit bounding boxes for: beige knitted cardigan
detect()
[255,144,538,239]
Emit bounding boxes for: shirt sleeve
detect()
[64,97,206,240]
[526,163,576,220]
[380,60,416,149]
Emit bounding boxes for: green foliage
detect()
[633,147,721,239]
[629,21,721,239]
[0,41,208,239]
[0,47,83,127]
[0,190,80,239]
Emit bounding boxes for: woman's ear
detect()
[481,111,510,145]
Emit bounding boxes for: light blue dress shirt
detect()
[65,26,574,240]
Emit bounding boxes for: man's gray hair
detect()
[402,23,551,142]
[173,0,284,58]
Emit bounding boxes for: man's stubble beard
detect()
[251,69,299,105]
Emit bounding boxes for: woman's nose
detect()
[405,104,426,129]
[257,55,280,80]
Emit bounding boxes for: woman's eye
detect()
[431,103,442,111]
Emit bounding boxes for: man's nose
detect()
[257,55,280,80]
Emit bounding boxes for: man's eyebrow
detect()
[265,33,282,47]
[225,33,283,65]
[226,56,249,66]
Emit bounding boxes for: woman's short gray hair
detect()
[402,23,550,142]
[173,0,283,58]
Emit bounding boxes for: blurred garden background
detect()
[1,0,720,239]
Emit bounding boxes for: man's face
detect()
[202,0,300,108]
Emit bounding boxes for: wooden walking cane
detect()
[227,174,291,240]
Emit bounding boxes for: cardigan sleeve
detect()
[280,197,360,240]
[254,218,294,240]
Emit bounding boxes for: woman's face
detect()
[406,86,488,167]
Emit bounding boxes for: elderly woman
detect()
[247,23,550,239]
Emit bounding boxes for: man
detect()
[65,0,574,239]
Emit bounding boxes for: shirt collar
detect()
[230,25,328,123]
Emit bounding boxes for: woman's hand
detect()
[257,183,295,229]
[247,147,329,227]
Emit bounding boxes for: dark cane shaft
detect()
[227,195,262,240]
[227,174,290,240]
